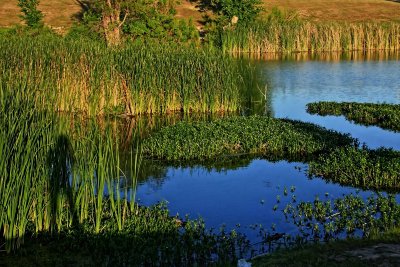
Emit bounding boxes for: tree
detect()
[78,0,198,46]
[100,0,128,46]
[18,0,44,28]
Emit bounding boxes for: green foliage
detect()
[17,0,44,28]
[309,147,400,192]
[78,0,199,43]
[213,0,263,25]
[307,102,400,132]
[142,115,356,161]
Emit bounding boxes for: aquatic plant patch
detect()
[253,193,400,267]
[307,102,400,132]
[309,147,400,192]
[142,115,356,161]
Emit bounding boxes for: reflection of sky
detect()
[136,58,400,243]
[136,159,395,241]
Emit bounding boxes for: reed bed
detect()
[221,21,400,54]
[142,115,356,161]
[0,87,140,251]
[0,34,243,116]
[307,102,400,132]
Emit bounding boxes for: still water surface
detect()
[136,53,400,241]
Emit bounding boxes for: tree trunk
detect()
[102,0,122,46]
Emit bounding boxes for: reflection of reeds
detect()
[222,21,400,54]
[236,50,400,62]
[0,35,243,116]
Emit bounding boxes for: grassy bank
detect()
[220,21,400,54]
[0,33,244,116]
[142,115,356,161]
[307,102,400,132]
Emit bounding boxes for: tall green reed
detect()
[220,21,400,54]
[0,34,243,116]
[0,84,141,251]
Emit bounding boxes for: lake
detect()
[134,52,400,244]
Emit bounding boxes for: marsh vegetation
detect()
[1,1,400,265]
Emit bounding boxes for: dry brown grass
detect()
[262,0,400,22]
[1,0,399,29]
[0,0,81,28]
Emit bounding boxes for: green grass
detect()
[142,115,356,161]
[309,147,400,192]
[307,102,400,132]
[0,32,245,116]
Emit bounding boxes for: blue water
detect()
[135,54,400,242]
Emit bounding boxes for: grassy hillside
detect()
[0,0,81,29]
[263,0,400,22]
[1,0,399,29]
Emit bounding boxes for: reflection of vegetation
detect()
[307,102,400,132]
[142,115,355,161]
[309,147,400,192]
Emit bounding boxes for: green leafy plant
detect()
[214,0,263,25]
[18,0,44,28]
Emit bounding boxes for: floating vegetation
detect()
[142,115,356,161]
[220,20,400,54]
[0,34,244,116]
[280,193,400,242]
[309,147,400,192]
[252,194,400,267]
[307,101,400,132]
